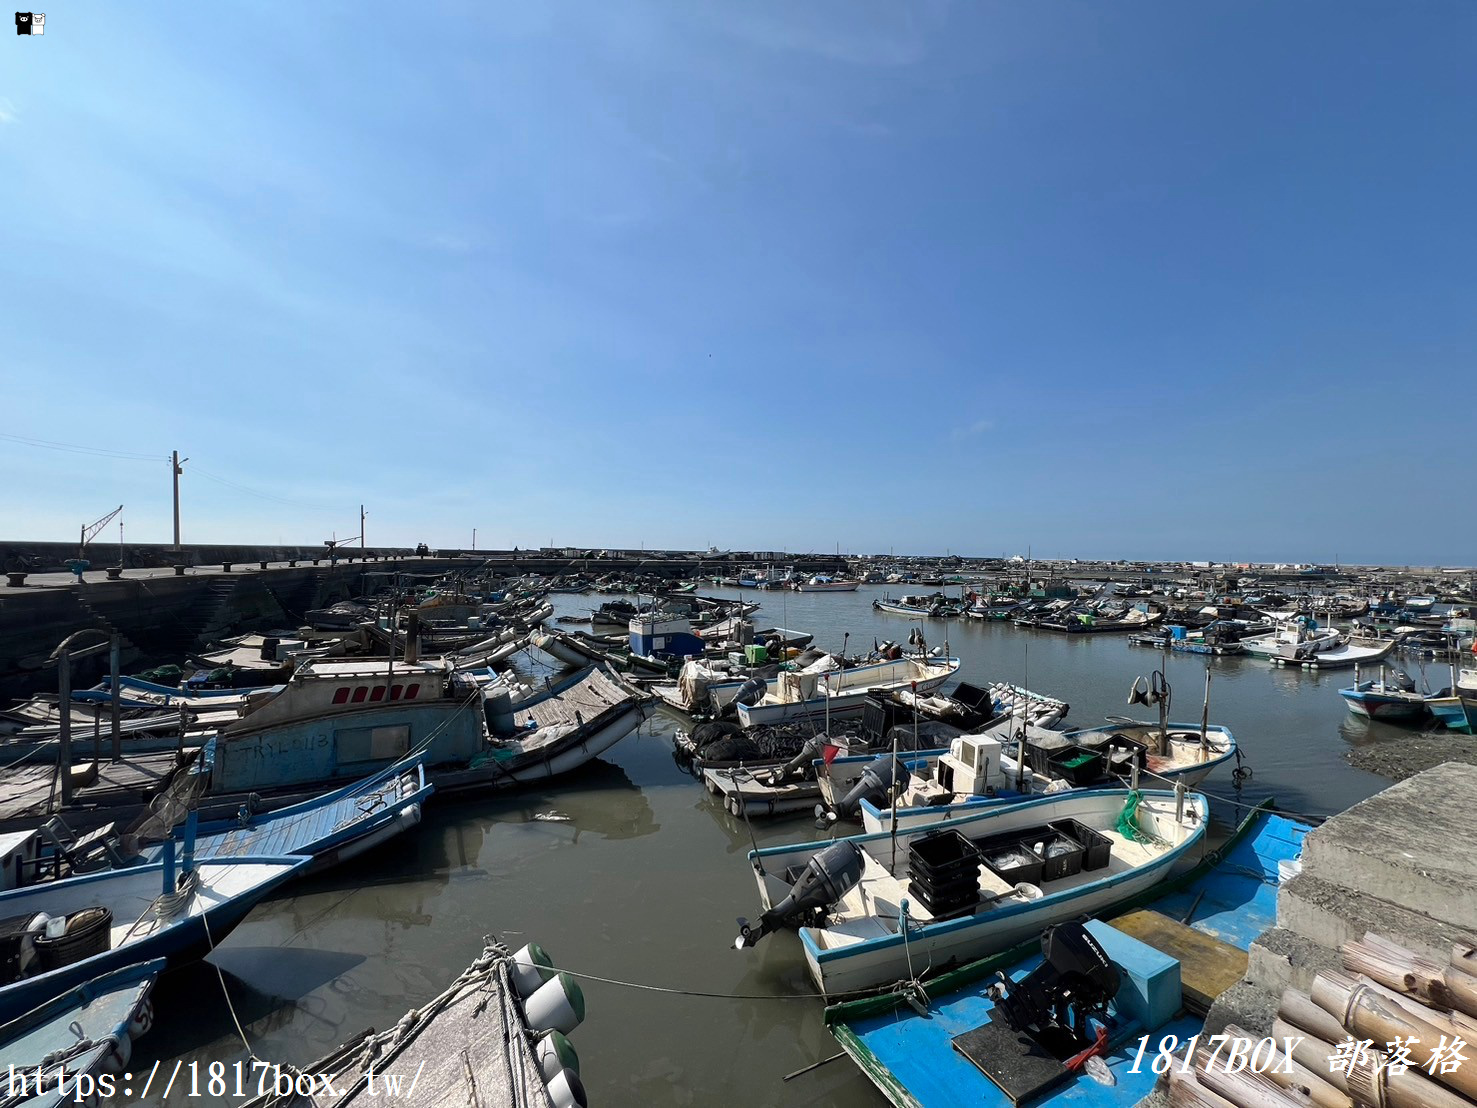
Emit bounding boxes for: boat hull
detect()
[0,857,308,1024]
[735,661,958,728]
[1428,696,1477,734]
[748,790,1207,997]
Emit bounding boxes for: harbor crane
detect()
[69,505,123,582]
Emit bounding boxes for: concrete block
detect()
[1276,872,1469,965]
[1300,763,1477,932]
[1246,925,1341,996]
[1203,979,1280,1039]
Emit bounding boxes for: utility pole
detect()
[360,504,366,549]
[171,451,188,549]
[472,528,477,551]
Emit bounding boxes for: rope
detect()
[1123,765,1328,826]
[0,736,55,775]
[546,962,831,1000]
[202,906,265,1064]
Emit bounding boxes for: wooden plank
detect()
[1111,908,1248,1014]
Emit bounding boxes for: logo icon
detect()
[15,11,42,34]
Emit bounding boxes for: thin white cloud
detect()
[952,418,994,440]
[0,98,17,125]
[426,233,474,254]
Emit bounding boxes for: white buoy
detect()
[510,943,555,999]
[546,1067,588,1108]
[524,972,585,1035]
[536,1030,580,1082]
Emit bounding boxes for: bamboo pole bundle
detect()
[1344,935,1477,1021]
[1168,1059,1242,1108]
[1273,1019,1351,1096]
[1283,989,1358,1045]
[1269,1018,1473,1108]
[1221,1023,1351,1108]
[1311,971,1477,1103]
[1190,1039,1312,1108]
[1452,945,1477,982]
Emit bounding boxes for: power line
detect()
[0,431,161,461]
[191,467,338,512]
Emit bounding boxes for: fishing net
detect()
[1116,790,1169,846]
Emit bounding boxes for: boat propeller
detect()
[735,840,864,949]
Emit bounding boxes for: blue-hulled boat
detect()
[825,805,1310,1108]
[1338,674,1429,722]
[0,854,308,1023]
[0,958,163,1106]
[131,746,432,872]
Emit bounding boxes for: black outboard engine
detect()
[822,755,905,823]
[735,840,864,949]
[765,735,826,786]
[990,922,1119,1051]
[720,676,769,719]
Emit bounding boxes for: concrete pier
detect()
[1206,761,1477,1036]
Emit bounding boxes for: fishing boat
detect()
[1426,667,1477,734]
[129,747,432,872]
[204,663,650,799]
[0,958,164,1103]
[1127,623,1247,656]
[735,788,1208,996]
[825,723,1236,833]
[823,806,1310,1108]
[734,655,961,728]
[0,854,308,1023]
[794,575,860,592]
[873,594,966,618]
[241,938,588,1107]
[1337,669,1428,722]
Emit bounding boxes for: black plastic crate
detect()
[908,880,979,919]
[861,693,914,745]
[1047,746,1106,787]
[908,829,980,887]
[951,681,994,713]
[907,858,981,900]
[1053,818,1111,871]
[1019,828,1084,881]
[973,830,1045,886]
[1024,732,1074,776]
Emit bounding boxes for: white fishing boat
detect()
[1239,616,1341,660]
[734,655,961,727]
[842,724,1237,833]
[794,575,860,592]
[736,788,1207,996]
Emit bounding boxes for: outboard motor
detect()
[822,755,906,823]
[989,921,1119,1051]
[720,676,768,718]
[765,735,826,786]
[735,840,864,948]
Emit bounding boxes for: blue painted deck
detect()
[832,811,1309,1108]
[140,751,431,863]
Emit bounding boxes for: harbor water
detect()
[131,586,1410,1107]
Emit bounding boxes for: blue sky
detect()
[2,2,1473,563]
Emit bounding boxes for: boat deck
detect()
[0,751,181,832]
[817,828,1163,951]
[515,667,633,734]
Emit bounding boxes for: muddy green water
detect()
[132,586,1411,1106]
